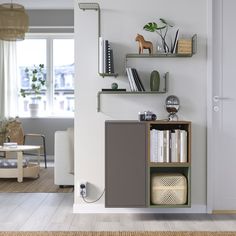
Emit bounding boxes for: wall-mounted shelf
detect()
[99,73,119,78]
[126,34,197,59]
[97,72,169,112]
[126,53,193,58]
[97,91,166,112]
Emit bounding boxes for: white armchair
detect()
[54,128,74,187]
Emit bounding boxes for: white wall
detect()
[74,0,207,213]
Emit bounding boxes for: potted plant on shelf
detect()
[20,64,46,117]
[143,18,173,53]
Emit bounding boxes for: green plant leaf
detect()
[160,18,173,27]
[143,22,158,32]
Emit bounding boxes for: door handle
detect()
[213,96,229,102]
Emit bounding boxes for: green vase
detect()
[150,70,160,91]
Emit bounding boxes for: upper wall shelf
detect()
[126,53,193,58]
[126,34,197,59]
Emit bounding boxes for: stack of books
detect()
[150,129,187,163]
[99,37,114,74]
[126,67,145,92]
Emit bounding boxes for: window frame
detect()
[19,33,74,118]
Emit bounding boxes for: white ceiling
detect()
[0,0,74,9]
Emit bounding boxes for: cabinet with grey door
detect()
[105,120,191,208]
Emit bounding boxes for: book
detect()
[126,67,138,91]
[163,130,170,162]
[175,129,181,162]
[157,130,164,162]
[133,69,145,91]
[99,37,104,74]
[150,129,155,162]
[104,40,109,73]
[152,129,158,162]
[110,49,114,73]
[131,68,142,91]
[180,130,187,162]
[170,131,177,162]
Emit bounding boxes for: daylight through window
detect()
[16,35,74,117]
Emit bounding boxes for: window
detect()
[16,35,74,117]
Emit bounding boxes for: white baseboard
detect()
[73,203,207,214]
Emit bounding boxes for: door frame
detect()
[206,0,213,213]
[207,0,223,213]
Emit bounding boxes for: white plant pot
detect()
[29,103,39,117]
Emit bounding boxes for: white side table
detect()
[0,145,41,182]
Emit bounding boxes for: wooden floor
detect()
[0,193,236,231]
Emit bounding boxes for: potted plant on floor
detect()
[20,64,46,117]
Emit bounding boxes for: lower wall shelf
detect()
[97,91,166,112]
[97,72,169,112]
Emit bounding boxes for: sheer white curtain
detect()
[0,40,19,118]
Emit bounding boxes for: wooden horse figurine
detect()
[135,34,153,54]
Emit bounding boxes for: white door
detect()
[211,0,236,210]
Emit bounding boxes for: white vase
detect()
[29,103,39,117]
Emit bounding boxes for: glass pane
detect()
[53,39,74,116]
[17,39,47,117]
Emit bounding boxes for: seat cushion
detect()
[0,159,28,168]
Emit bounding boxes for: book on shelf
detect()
[126,67,145,92]
[104,40,109,73]
[131,68,142,91]
[126,67,137,92]
[99,38,115,74]
[150,128,188,163]
[180,130,187,162]
[132,68,145,91]
[163,130,170,162]
[99,37,104,74]
[170,131,177,162]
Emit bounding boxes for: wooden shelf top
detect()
[149,162,190,168]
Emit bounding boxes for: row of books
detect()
[126,67,145,92]
[150,129,187,163]
[99,37,114,74]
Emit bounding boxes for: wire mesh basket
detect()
[151,173,187,205]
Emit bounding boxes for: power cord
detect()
[81,188,105,203]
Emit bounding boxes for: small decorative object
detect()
[165,95,180,121]
[150,70,160,91]
[143,18,173,53]
[177,39,192,54]
[111,82,118,90]
[135,34,153,54]
[138,111,157,121]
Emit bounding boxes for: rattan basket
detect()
[151,173,187,205]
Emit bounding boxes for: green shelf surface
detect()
[97,90,167,112]
[126,53,193,58]
[99,73,118,78]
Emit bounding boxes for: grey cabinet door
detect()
[105,121,147,207]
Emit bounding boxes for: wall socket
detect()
[79,182,87,197]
